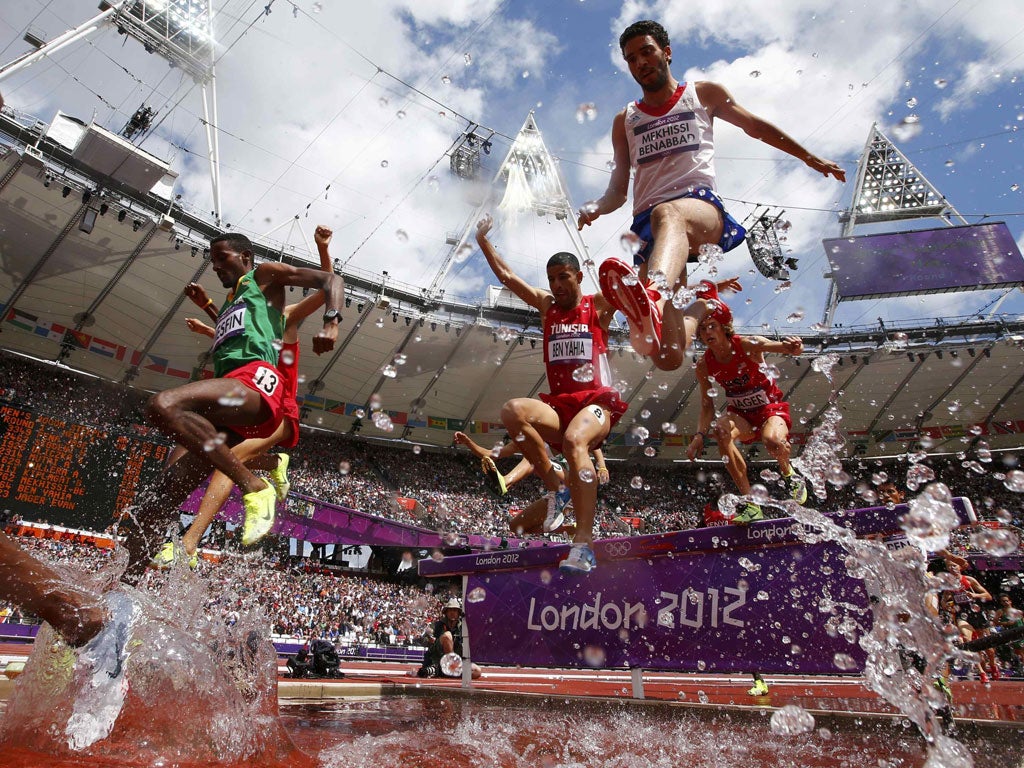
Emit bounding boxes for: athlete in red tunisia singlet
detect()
[687,301,807,524]
[475,214,626,574]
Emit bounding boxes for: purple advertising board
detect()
[181,488,545,550]
[823,222,1024,300]
[422,499,977,674]
[463,541,868,674]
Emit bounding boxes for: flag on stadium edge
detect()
[89,336,123,359]
[66,329,92,349]
[34,320,67,343]
[6,308,38,332]
[428,416,446,429]
[144,354,168,374]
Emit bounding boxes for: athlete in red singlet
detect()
[686,301,806,523]
[151,225,335,569]
[475,214,626,573]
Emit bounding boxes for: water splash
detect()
[0,553,309,766]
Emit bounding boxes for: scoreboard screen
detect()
[0,404,170,529]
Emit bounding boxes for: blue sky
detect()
[1,0,1022,333]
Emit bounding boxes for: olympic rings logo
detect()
[603,541,632,558]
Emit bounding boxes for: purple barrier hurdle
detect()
[417,499,976,680]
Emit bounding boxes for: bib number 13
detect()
[253,366,280,396]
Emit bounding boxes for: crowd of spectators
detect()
[3,349,1022,543]
[0,531,453,648]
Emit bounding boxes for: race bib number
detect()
[635,111,699,165]
[726,389,770,410]
[586,404,607,425]
[252,366,280,396]
[547,326,593,366]
[213,303,246,349]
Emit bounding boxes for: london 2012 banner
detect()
[461,540,868,674]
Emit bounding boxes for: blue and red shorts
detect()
[630,187,746,265]
[222,360,287,441]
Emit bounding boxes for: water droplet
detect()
[395,228,407,242]
[697,242,723,265]
[1012,183,1021,192]
[395,110,406,119]
[338,460,350,475]
[933,78,948,89]
[312,1,322,11]
[749,70,761,78]
[466,586,486,603]
[381,364,397,378]
[770,705,815,735]
[413,444,421,454]
[945,159,955,167]
[905,96,918,108]
[605,160,616,171]
[463,53,472,66]
[644,446,656,457]
[441,74,451,85]
[661,422,677,434]
[372,411,394,431]
[202,431,227,452]
[892,115,922,141]
[619,231,642,255]
[583,645,606,667]
[631,425,650,443]
[630,475,644,490]
[521,70,530,79]
[1004,470,1024,492]
[572,363,595,383]
[217,387,248,407]
[427,175,440,192]
[380,159,389,168]
[575,102,598,123]
[970,528,1019,556]
[786,310,805,323]
[578,468,596,483]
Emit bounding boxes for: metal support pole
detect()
[0,5,120,83]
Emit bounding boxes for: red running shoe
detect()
[599,257,662,356]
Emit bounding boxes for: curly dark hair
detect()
[619,20,670,53]
[210,232,254,254]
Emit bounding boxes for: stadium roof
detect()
[2,109,1024,463]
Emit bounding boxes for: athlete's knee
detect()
[500,398,531,428]
[146,390,179,426]
[560,431,590,462]
[763,434,788,456]
[650,200,684,232]
[652,347,683,371]
[712,421,732,445]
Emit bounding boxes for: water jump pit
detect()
[2,496,1023,766]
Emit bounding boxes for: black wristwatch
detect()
[322,308,341,325]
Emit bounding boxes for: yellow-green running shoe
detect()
[733,502,764,525]
[270,452,291,501]
[747,678,770,696]
[241,485,277,546]
[150,541,198,570]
